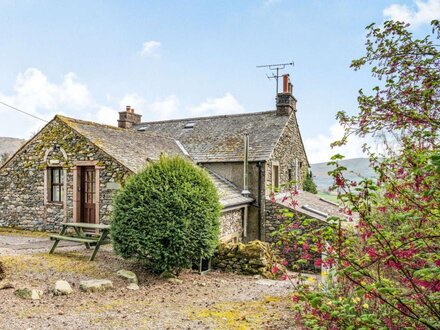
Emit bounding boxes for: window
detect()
[288,168,292,184]
[272,164,280,190]
[49,168,64,202]
[184,122,195,129]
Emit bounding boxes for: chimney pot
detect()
[276,75,297,116]
[283,74,290,93]
[118,105,142,128]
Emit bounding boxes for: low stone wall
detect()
[212,240,281,279]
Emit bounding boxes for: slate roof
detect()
[59,116,253,208]
[275,191,348,222]
[133,111,290,163]
[59,116,186,173]
[207,170,253,209]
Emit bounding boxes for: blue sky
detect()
[0,0,438,162]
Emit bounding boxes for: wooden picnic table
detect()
[49,222,110,261]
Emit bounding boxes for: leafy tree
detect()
[303,170,318,194]
[111,155,221,275]
[273,20,440,329]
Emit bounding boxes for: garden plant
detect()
[111,155,221,275]
[273,20,440,329]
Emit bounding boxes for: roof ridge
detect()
[135,110,277,126]
[56,115,125,131]
[57,114,180,143]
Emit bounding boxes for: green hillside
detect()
[311,158,376,193]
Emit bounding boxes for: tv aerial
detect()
[256,61,294,98]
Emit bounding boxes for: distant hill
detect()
[0,137,25,157]
[311,158,376,192]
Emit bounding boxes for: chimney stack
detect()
[276,74,297,116]
[118,105,142,129]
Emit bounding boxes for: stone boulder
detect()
[127,283,140,290]
[15,288,43,300]
[80,279,113,292]
[116,269,138,284]
[53,280,73,296]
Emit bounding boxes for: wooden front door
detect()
[80,166,96,224]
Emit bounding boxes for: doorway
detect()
[79,166,96,224]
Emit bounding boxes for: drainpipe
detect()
[241,134,251,197]
[256,161,263,240]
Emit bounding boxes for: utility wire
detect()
[0,100,48,123]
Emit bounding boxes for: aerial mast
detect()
[256,61,294,100]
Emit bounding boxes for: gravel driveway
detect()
[0,233,298,329]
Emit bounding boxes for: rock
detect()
[127,283,140,290]
[160,270,176,279]
[116,269,138,284]
[15,288,32,299]
[167,278,183,285]
[53,280,73,296]
[15,288,43,300]
[31,289,43,300]
[80,279,113,292]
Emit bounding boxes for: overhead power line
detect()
[0,100,48,123]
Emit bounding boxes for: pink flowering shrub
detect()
[273,20,440,329]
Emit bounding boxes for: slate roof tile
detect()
[133,111,290,162]
[59,115,186,173]
[59,116,252,208]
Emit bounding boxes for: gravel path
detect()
[0,235,298,329]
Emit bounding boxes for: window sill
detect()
[46,202,64,207]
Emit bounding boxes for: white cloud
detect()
[383,0,440,26]
[140,40,161,56]
[119,93,180,121]
[119,92,245,122]
[304,122,379,164]
[0,68,118,138]
[0,68,245,140]
[188,93,244,117]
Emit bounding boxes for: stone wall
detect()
[0,117,131,231]
[219,209,242,241]
[203,162,266,242]
[203,113,309,243]
[212,240,281,279]
[265,199,324,270]
[265,113,309,193]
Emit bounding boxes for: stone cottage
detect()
[0,74,317,243]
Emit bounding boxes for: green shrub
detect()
[111,156,221,275]
[303,171,317,194]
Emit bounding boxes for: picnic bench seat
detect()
[49,234,98,244]
[49,222,110,261]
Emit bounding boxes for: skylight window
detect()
[184,122,195,129]
[137,127,147,131]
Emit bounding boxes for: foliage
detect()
[303,170,318,194]
[111,155,221,275]
[273,20,440,329]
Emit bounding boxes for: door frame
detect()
[72,161,103,224]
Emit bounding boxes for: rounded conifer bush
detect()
[111,155,221,275]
